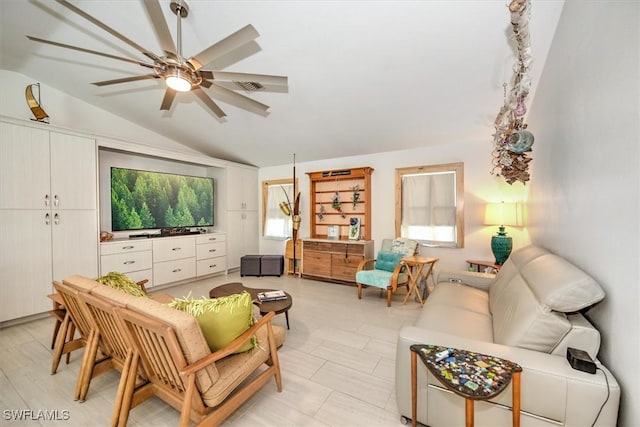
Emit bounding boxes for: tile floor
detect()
[0,272,426,426]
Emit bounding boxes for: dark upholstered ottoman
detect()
[240,255,262,277]
[260,255,284,277]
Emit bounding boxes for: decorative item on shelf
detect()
[351,184,360,209]
[99,231,114,242]
[327,225,340,240]
[348,217,361,240]
[490,0,534,185]
[331,189,345,218]
[317,205,325,221]
[484,201,523,265]
[25,83,49,123]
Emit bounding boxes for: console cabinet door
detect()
[51,210,99,281]
[50,132,97,210]
[0,122,50,209]
[0,210,53,322]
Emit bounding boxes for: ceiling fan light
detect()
[166,69,192,92]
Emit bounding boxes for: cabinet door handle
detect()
[172,268,182,273]
[45,213,50,225]
[122,245,134,250]
[209,249,216,253]
[53,195,59,207]
[53,213,60,225]
[209,237,217,241]
[209,264,217,268]
[44,194,49,206]
[172,247,181,251]
[124,261,135,265]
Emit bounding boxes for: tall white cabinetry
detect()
[226,166,258,269]
[0,121,98,322]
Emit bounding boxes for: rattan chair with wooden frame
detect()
[114,304,284,427]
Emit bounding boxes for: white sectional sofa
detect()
[395,245,620,426]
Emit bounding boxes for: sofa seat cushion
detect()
[356,269,409,288]
[125,296,220,393]
[427,282,490,316]
[202,324,286,407]
[415,304,493,342]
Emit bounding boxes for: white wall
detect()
[259,139,531,272]
[0,69,202,154]
[526,1,639,425]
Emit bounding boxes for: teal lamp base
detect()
[491,226,512,265]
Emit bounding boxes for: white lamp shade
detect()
[484,202,523,227]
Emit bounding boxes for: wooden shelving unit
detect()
[306,166,373,240]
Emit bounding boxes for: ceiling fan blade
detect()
[208,83,269,112]
[188,24,259,71]
[160,88,177,111]
[200,79,212,89]
[27,36,158,69]
[142,0,176,54]
[210,71,288,86]
[92,74,159,86]
[193,87,226,118]
[54,0,163,63]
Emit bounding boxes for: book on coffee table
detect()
[257,290,287,302]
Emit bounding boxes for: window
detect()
[395,163,464,248]
[262,179,295,239]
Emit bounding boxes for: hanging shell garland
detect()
[491,0,534,185]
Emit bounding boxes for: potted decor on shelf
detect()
[349,217,361,240]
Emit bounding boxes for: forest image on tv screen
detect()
[111,167,213,231]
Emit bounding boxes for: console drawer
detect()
[153,237,196,262]
[101,240,152,255]
[101,250,152,275]
[154,258,196,286]
[197,257,226,276]
[196,241,226,260]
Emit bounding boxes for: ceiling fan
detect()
[27,0,288,118]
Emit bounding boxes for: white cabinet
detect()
[100,240,153,286]
[226,166,258,210]
[227,210,259,269]
[99,233,227,289]
[0,121,98,322]
[196,233,226,276]
[226,165,258,270]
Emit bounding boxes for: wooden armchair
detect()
[114,299,285,427]
[77,289,152,427]
[51,280,111,400]
[355,238,418,306]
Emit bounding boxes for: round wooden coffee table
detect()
[209,282,292,329]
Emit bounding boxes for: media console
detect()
[100,232,226,288]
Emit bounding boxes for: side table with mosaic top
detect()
[410,344,522,427]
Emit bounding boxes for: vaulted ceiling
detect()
[0,0,564,167]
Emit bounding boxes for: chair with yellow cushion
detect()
[355,238,419,306]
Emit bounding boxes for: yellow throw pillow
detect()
[96,271,147,297]
[169,291,257,354]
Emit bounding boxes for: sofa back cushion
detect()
[489,245,605,353]
[375,251,404,272]
[125,296,220,393]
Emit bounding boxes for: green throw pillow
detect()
[95,272,147,297]
[375,251,405,272]
[169,291,257,354]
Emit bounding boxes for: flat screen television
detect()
[110,167,214,232]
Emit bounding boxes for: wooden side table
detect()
[466,259,501,273]
[410,344,521,427]
[401,256,439,306]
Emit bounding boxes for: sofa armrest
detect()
[395,326,620,427]
[435,270,495,291]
